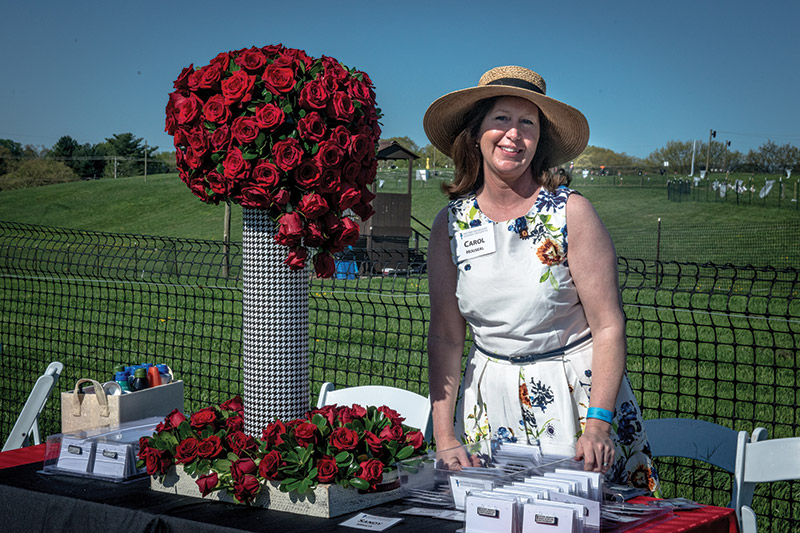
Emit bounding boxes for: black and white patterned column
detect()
[242,207,309,436]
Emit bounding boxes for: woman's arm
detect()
[565,193,627,472]
[427,207,472,467]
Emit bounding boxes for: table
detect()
[0,447,737,532]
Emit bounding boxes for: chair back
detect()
[643,418,740,472]
[317,382,432,440]
[3,361,64,451]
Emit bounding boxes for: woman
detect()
[424,66,658,490]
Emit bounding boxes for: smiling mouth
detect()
[499,146,522,154]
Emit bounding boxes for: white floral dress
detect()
[447,186,659,491]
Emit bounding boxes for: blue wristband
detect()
[586,407,613,424]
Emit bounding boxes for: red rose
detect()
[303,220,325,247]
[261,420,287,448]
[298,193,329,220]
[197,435,224,459]
[173,65,193,91]
[347,77,374,104]
[259,450,285,480]
[352,199,375,222]
[210,125,231,150]
[320,212,344,235]
[330,126,351,148]
[203,94,230,124]
[272,188,290,208]
[316,456,339,483]
[357,160,378,186]
[275,212,304,247]
[272,138,304,172]
[357,459,384,488]
[231,116,260,144]
[263,64,295,94]
[234,47,266,72]
[231,457,258,481]
[294,160,321,190]
[226,431,257,456]
[379,424,405,442]
[310,404,338,426]
[339,217,360,246]
[329,427,360,451]
[168,92,203,126]
[350,404,368,418]
[221,69,255,105]
[225,415,245,432]
[285,246,308,270]
[223,147,250,180]
[294,421,318,447]
[239,185,271,209]
[207,170,233,195]
[209,51,231,71]
[342,161,360,184]
[191,63,223,90]
[252,160,281,188]
[315,141,345,169]
[336,183,361,211]
[186,128,209,155]
[364,431,384,456]
[337,406,364,424]
[406,430,425,450]
[163,409,187,431]
[348,134,372,162]
[378,405,406,425]
[297,112,326,142]
[183,147,205,170]
[313,252,335,278]
[175,437,200,464]
[255,103,285,130]
[190,407,218,430]
[138,436,151,452]
[322,57,348,82]
[327,92,354,121]
[261,44,283,59]
[219,395,244,414]
[319,168,341,194]
[298,79,329,110]
[233,474,261,503]
[144,448,173,476]
[196,472,219,497]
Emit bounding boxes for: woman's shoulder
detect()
[534,185,580,214]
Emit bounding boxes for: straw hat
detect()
[423,66,589,165]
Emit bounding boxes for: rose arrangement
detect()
[138,395,427,504]
[165,45,382,277]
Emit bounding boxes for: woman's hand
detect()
[574,420,614,473]
[434,435,481,471]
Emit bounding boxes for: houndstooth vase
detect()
[241,208,309,436]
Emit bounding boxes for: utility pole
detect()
[144,140,148,183]
[704,129,716,178]
[722,140,731,172]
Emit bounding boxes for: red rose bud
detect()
[303,219,326,248]
[196,435,224,459]
[297,112,327,142]
[219,395,244,414]
[233,474,261,503]
[352,200,375,222]
[276,212,304,247]
[231,457,258,481]
[165,408,187,430]
[258,450,284,480]
[263,64,296,94]
[316,456,339,483]
[175,436,200,464]
[252,160,281,189]
[255,103,285,130]
[172,65,193,90]
[272,188,290,208]
[298,79,329,110]
[364,431,384,456]
[357,459,384,488]
[285,246,308,270]
[339,217,360,246]
[378,405,406,425]
[379,423,405,442]
[272,138,304,172]
[313,252,335,278]
[336,183,361,211]
[298,193,329,220]
[329,427,360,451]
[406,430,425,450]
[261,420,287,448]
[221,69,255,105]
[196,472,219,497]
[293,421,318,447]
[234,46,267,72]
[231,116,260,144]
[327,92,354,122]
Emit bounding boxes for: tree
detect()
[0,159,78,191]
[417,143,453,169]
[574,146,644,173]
[100,133,158,178]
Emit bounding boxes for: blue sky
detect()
[1,0,798,159]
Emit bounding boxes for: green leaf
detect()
[334,451,352,466]
[242,151,260,160]
[349,477,369,490]
[227,452,239,462]
[539,270,550,283]
[255,133,267,150]
[395,445,415,461]
[549,272,559,290]
[213,459,231,473]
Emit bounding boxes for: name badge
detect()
[454,225,496,262]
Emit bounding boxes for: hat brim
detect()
[423,85,589,166]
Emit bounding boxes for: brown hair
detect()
[442,97,568,199]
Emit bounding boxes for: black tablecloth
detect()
[0,462,461,533]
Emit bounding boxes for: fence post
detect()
[222,200,231,278]
[655,218,662,286]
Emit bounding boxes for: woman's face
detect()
[477,96,540,184]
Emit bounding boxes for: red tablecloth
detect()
[0,444,46,470]
[626,496,738,533]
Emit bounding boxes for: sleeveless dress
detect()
[446,185,659,491]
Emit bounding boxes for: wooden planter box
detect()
[151,467,403,518]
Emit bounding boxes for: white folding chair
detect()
[643,418,767,507]
[317,382,432,441]
[3,361,64,451]
[733,434,800,532]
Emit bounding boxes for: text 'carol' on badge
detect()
[455,225,496,261]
